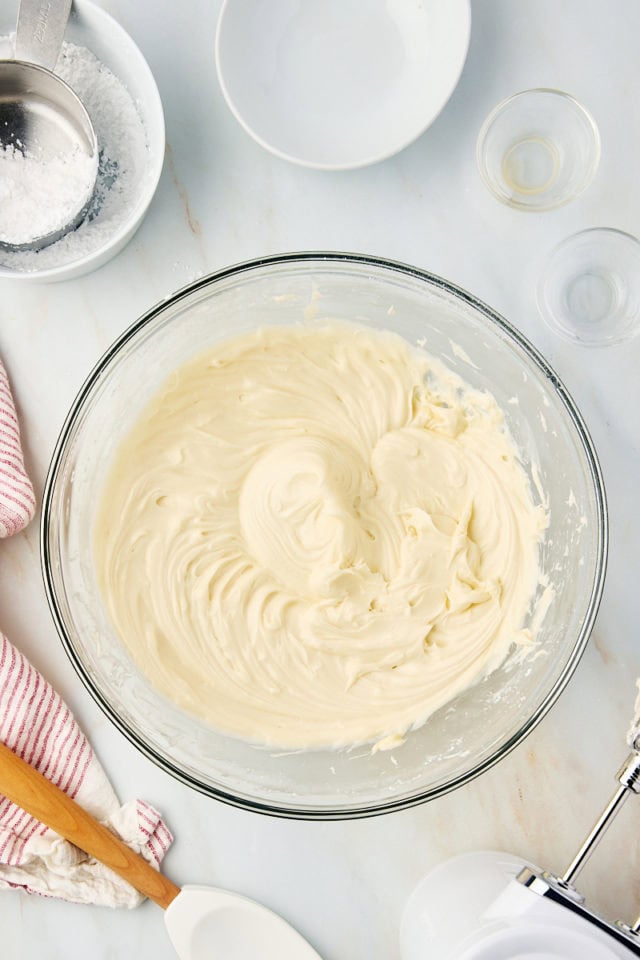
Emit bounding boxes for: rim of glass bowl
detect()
[41,252,608,820]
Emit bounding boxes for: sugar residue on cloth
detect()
[0,36,149,272]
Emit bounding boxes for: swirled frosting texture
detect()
[95,323,546,748]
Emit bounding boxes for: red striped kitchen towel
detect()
[0,359,35,538]
[0,356,173,907]
[0,632,173,907]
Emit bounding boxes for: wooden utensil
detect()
[0,741,322,959]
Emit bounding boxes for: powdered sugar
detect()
[0,141,97,247]
[0,36,150,272]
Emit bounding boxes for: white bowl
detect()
[0,0,165,283]
[216,0,471,170]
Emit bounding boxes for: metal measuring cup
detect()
[0,0,98,251]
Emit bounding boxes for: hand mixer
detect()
[401,685,640,960]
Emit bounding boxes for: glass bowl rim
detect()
[40,251,609,820]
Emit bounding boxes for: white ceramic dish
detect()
[0,0,165,283]
[215,0,471,170]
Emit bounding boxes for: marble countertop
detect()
[2,0,640,957]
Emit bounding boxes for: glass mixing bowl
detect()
[42,253,607,819]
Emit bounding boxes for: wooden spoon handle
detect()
[0,740,180,909]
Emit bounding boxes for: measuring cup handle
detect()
[14,0,72,72]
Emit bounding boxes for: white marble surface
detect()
[1,0,640,957]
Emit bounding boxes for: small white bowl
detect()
[216,0,471,170]
[0,0,165,283]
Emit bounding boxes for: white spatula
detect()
[0,741,322,960]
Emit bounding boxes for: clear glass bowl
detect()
[538,228,640,346]
[476,89,600,211]
[42,254,607,819]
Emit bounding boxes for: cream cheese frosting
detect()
[94,322,547,749]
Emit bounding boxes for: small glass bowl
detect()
[538,228,640,347]
[477,89,600,211]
